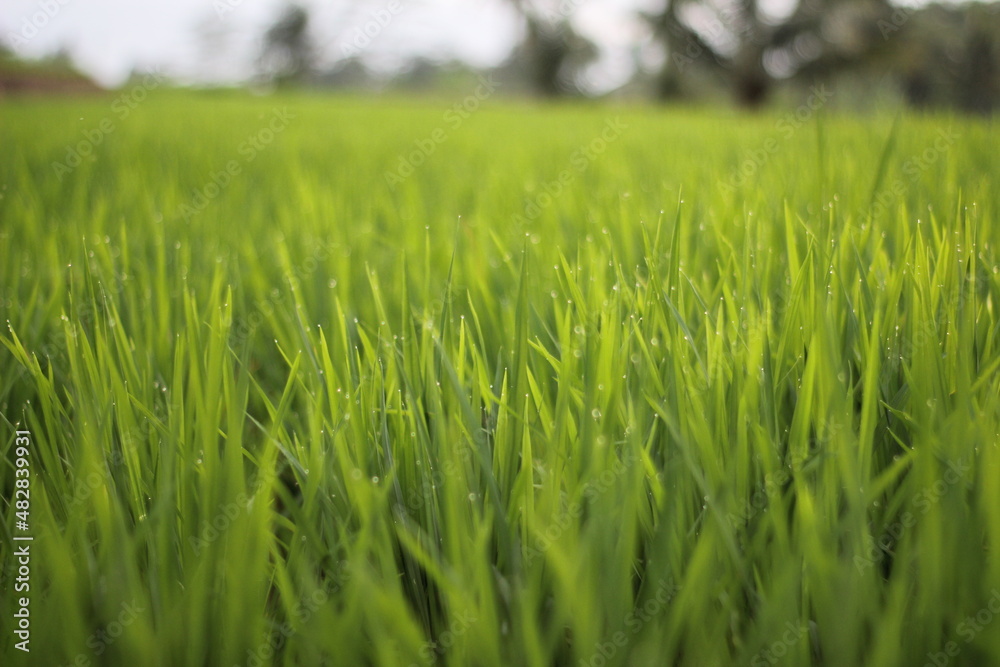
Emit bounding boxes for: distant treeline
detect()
[4,1,998,113]
[254,0,1000,113]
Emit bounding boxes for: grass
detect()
[0,90,998,667]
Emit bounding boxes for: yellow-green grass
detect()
[1,91,998,666]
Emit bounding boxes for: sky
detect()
[0,0,654,89]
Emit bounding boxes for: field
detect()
[1,91,999,666]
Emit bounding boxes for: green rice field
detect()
[1,91,999,666]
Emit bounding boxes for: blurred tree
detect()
[891,2,1000,114]
[258,4,314,86]
[643,0,892,107]
[504,0,599,96]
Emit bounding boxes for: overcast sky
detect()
[0,0,662,88]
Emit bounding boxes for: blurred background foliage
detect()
[2,0,1000,113]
